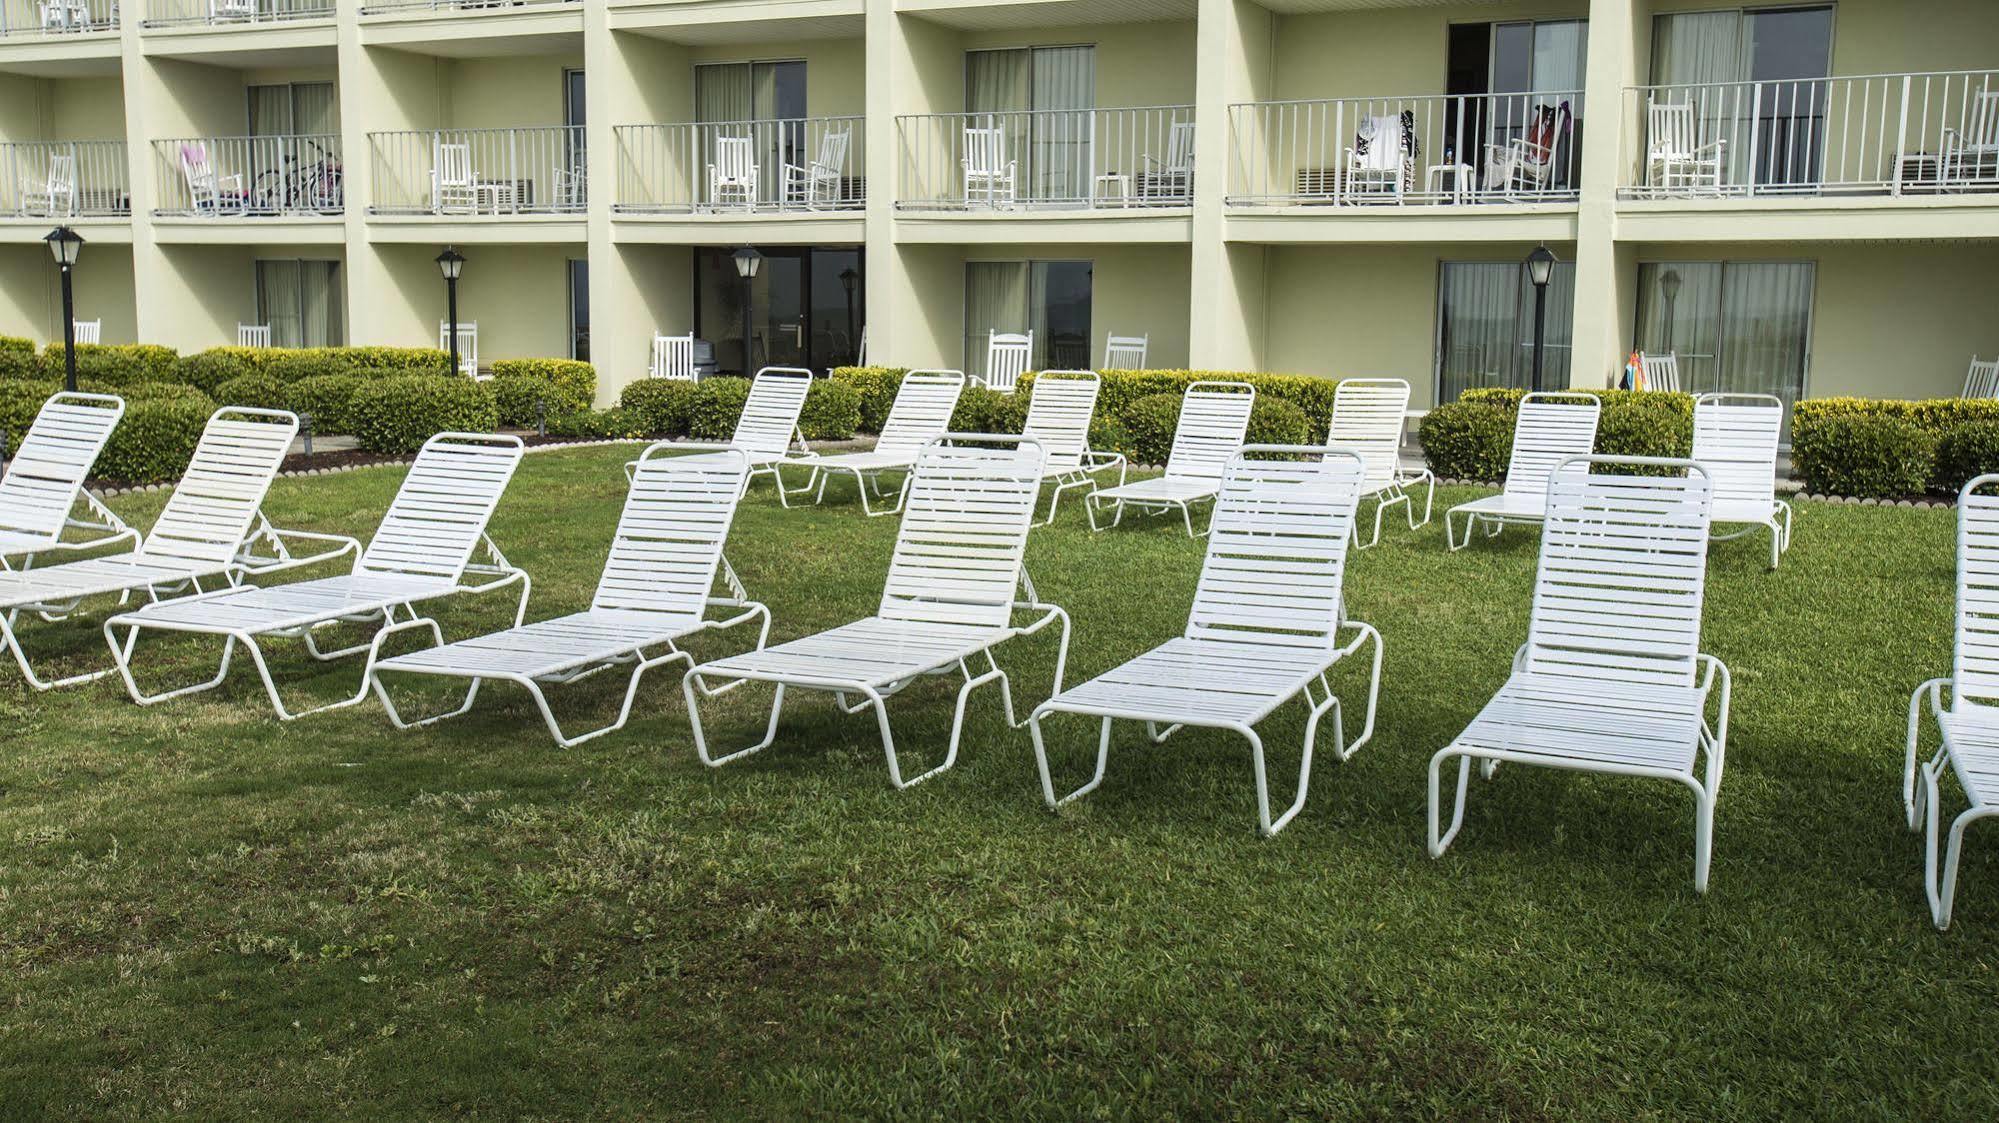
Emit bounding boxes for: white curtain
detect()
[965,261,1028,375]
[695,65,753,123]
[293,83,336,135]
[301,261,341,347]
[1653,11,1753,184]
[257,260,302,348]
[1030,46,1094,201]
[966,49,1031,115]
[1438,263,1523,400]
[1635,262,1724,390]
[1513,261,1576,388]
[1530,21,1586,93]
[1718,262,1814,408]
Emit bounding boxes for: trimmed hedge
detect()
[831,366,906,432]
[1937,420,1999,496]
[1794,397,1999,496]
[489,359,596,427]
[288,374,364,434]
[172,346,454,393]
[36,344,179,388]
[96,396,213,484]
[0,342,43,380]
[350,375,497,454]
[952,384,1031,435]
[547,408,651,441]
[1422,389,1697,483]
[1246,397,1312,449]
[1120,393,1184,467]
[689,377,753,441]
[214,374,291,412]
[800,380,861,441]
[619,379,697,437]
[1792,413,1935,499]
[0,335,31,354]
[0,378,63,452]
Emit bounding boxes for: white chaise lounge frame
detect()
[1021,370,1125,526]
[103,432,529,720]
[800,369,966,517]
[1695,392,1793,569]
[682,435,1072,790]
[1429,456,1732,891]
[368,446,771,748]
[1086,380,1255,538]
[1029,446,1383,836]
[0,408,357,691]
[0,391,134,571]
[624,366,816,506]
[1444,391,1601,550]
[1329,378,1434,548]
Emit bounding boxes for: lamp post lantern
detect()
[838,265,858,367]
[1525,244,1558,393]
[435,246,465,376]
[732,245,762,376]
[44,226,84,393]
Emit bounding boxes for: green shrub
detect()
[214,374,291,412]
[1791,412,1935,499]
[0,335,31,354]
[1088,415,1128,458]
[287,374,364,434]
[489,359,596,428]
[0,379,60,452]
[619,379,697,437]
[349,375,498,454]
[952,384,1031,435]
[1120,393,1183,466]
[689,377,752,441]
[1245,397,1311,448]
[342,346,453,378]
[831,366,908,432]
[1596,395,1694,473]
[96,397,212,484]
[173,347,269,393]
[1419,401,1514,482]
[546,408,649,441]
[0,343,45,380]
[120,381,213,406]
[800,379,861,441]
[41,343,178,388]
[1934,419,1999,496]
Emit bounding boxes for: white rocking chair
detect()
[962,126,1018,207]
[440,320,479,379]
[1102,333,1148,369]
[980,330,1032,394]
[18,154,75,218]
[1645,98,1727,196]
[708,136,759,210]
[651,332,696,380]
[1942,90,1999,189]
[1964,356,1999,400]
[237,323,271,348]
[782,126,850,210]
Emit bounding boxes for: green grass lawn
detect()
[1,443,1992,1118]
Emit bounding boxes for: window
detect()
[568,259,589,362]
[1443,21,1585,187]
[964,260,1091,375]
[966,46,1095,200]
[1634,261,1815,413]
[693,247,863,375]
[1434,260,1574,403]
[1651,6,1834,189]
[255,259,342,348]
[695,60,806,202]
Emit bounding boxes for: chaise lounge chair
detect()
[0,392,135,570]
[625,366,816,506]
[797,369,966,517]
[369,446,771,748]
[1086,381,1254,538]
[1444,391,1600,550]
[1694,393,1793,569]
[103,432,529,720]
[1028,447,1383,836]
[1327,378,1433,548]
[1020,370,1125,526]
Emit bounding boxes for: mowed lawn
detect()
[1,442,1992,1118]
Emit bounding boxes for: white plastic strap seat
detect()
[1905,475,1999,929]
[1031,447,1382,836]
[1089,380,1255,538]
[0,392,133,569]
[801,369,966,516]
[368,447,769,748]
[103,432,527,721]
[683,435,1072,790]
[1445,391,1601,550]
[0,409,355,691]
[1021,371,1123,526]
[1430,457,1731,891]
[1694,393,1792,568]
[1329,377,1433,548]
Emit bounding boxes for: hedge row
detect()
[609,376,861,443]
[0,378,218,484]
[2,344,458,395]
[1420,388,1696,483]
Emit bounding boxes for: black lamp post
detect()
[732,245,762,376]
[1525,244,1558,393]
[1659,268,1683,353]
[838,265,858,366]
[44,226,84,393]
[435,246,465,375]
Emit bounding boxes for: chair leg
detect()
[1245,722,1312,837]
[1428,749,1475,857]
[684,672,788,767]
[1029,711,1114,810]
[1692,781,1716,894]
[1920,761,1987,930]
[4,607,117,691]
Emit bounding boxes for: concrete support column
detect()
[1568,0,1638,389]
[1187,0,1271,370]
[333,0,390,346]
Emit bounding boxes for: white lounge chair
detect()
[708,135,758,210]
[1429,456,1731,891]
[1695,393,1792,569]
[1021,371,1123,526]
[1030,446,1383,836]
[1907,473,1999,929]
[1329,378,1433,548]
[1444,391,1601,551]
[0,408,356,691]
[980,330,1031,394]
[1942,89,1999,189]
[103,433,528,720]
[440,320,479,379]
[368,446,770,748]
[71,319,101,345]
[1087,381,1255,538]
[783,126,850,209]
[1638,351,1683,393]
[1646,98,1726,196]
[624,366,815,506]
[1101,334,1148,370]
[19,153,75,218]
[237,323,271,348]
[682,435,1071,790]
[800,369,966,517]
[1963,356,1999,400]
[0,392,135,571]
[963,126,1017,207]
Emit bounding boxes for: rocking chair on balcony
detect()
[782,127,850,210]
[1344,113,1416,204]
[708,136,759,210]
[1943,90,1999,190]
[18,154,75,218]
[181,144,245,215]
[1645,99,1727,196]
[1484,102,1571,198]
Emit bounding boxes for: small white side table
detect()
[1425,162,1474,204]
[1093,173,1133,207]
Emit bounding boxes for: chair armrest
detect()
[1697,652,1732,791]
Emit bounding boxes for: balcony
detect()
[152,136,343,217]
[1,141,129,218]
[0,0,116,35]
[142,0,332,26]
[614,117,865,214]
[358,0,575,15]
[1227,92,1584,207]
[1621,71,1999,201]
[368,127,585,217]
[895,107,1195,212]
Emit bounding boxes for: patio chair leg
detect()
[684,673,788,767]
[1906,680,1945,831]
[105,620,240,705]
[3,607,118,691]
[1692,782,1716,894]
[1446,509,1472,551]
[1244,722,1312,837]
[1428,749,1475,857]
[1029,712,1115,810]
[1413,474,1435,530]
[1922,763,1987,930]
[1145,721,1184,743]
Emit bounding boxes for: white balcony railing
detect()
[368,127,586,216]
[0,0,116,35]
[614,117,866,214]
[152,136,342,217]
[1,141,130,217]
[359,0,575,14]
[143,0,332,26]
[1622,71,1999,199]
[896,107,1195,210]
[1227,91,1584,206]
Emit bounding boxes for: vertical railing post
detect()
[1891,74,1913,196]
[1745,82,1761,197]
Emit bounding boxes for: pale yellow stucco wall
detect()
[373,241,577,362]
[954,21,1198,110]
[1270,0,1590,103]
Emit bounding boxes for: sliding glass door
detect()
[1435,259,1575,403]
[693,247,862,375]
[696,60,806,204]
[1635,261,1815,414]
[963,260,1091,374]
[1652,6,1833,190]
[255,259,343,348]
[966,46,1096,202]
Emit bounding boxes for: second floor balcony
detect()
[2,141,129,219]
[368,127,585,218]
[142,0,332,27]
[614,117,865,215]
[358,0,575,15]
[1227,91,1584,208]
[0,0,115,35]
[1621,70,1999,201]
[896,107,1195,212]
[152,136,343,218]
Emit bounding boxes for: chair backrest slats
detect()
[1102,333,1148,369]
[1165,381,1256,483]
[965,127,1007,174]
[878,437,1045,630]
[1022,371,1100,473]
[1164,121,1195,170]
[652,332,696,380]
[1638,352,1682,393]
[1649,98,1697,156]
[0,392,125,542]
[592,448,750,624]
[983,331,1032,394]
[731,367,813,459]
[876,369,967,457]
[1327,378,1410,494]
[1524,459,1715,689]
[1954,479,1999,709]
[237,323,271,348]
[357,433,525,581]
[815,128,851,172]
[1692,393,1782,508]
[715,136,755,180]
[1501,392,1601,503]
[140,409,299,566]
[436,142,473,187]
[1186,448,1366,650]
[71,319,101,345]
[1963,356,1999,400]
[439,321,478,377]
